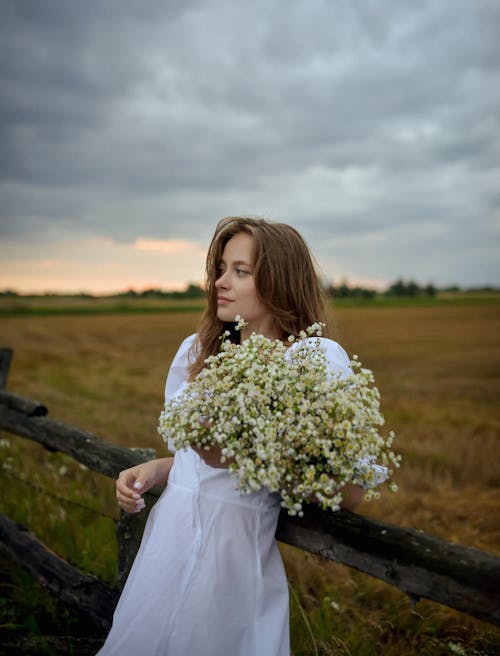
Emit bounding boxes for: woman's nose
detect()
[215,272,229,289]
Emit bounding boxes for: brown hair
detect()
[188,216,331,379]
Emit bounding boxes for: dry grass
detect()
[0,302,499,654]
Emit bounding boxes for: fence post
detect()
[115,447,157,591]
[0,348,13,390]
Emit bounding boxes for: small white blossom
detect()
[234,315,247,332]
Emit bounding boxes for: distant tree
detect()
[386,279,408,296]
[467,285,498,292]
[123,284,206,300]
[121,288,138,298]
[385,278,437,297]
[144,289,163,298]
[325,280,377,300]
[184,283,205,299]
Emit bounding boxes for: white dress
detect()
[97,334,353,656]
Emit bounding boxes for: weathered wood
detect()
[0,512,118,633]
[276,504,500,626]
[116,508,151,591]
[0,390,47,416]
[0,633,104,656]
[0,347,13,389]
[115,447,157,589]
[0,403,161,479]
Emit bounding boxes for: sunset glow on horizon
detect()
[0,236,207,295]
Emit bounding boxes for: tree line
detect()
[325,278,438,299]
[0,279,497,300]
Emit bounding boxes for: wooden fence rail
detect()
[0,346,499,635]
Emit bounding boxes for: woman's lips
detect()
[217,297,233,305]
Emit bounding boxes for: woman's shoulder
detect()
[293,335,348,354]
[293,336,351,377]
[176,332,198,356]
[317,336,350,360]
[164,334,198,398]
[170,333,200,369]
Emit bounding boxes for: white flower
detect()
[234,315,247,332]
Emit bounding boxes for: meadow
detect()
[0,296,499,655]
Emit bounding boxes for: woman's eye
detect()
[235,268,248,276]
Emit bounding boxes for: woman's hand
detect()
[191,444,231,468]
[338,483,363,512]
[191,417,234,468]
[309,482,363,512]
[116,457,174,513]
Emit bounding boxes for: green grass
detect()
[288,578,500,656]
[0,298,205,317]
[0,551,104,655]
[0,290,498,316]
[1,443,118,583]
[331,291,500,309]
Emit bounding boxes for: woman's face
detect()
[215,232,276,338]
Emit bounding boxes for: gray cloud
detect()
[1,0,499,286]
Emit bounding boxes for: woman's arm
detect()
[190,417,234,468]
[191,444,233,468]
[116,457,174,513]
[338,483,363,511]
[309,482,363,512]
[193,444,362,511]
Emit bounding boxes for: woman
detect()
[97,217,363,656]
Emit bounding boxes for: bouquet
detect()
[158,320,400,515]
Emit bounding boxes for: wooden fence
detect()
[0,346,499,637]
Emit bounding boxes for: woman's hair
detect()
[188,216,331,379]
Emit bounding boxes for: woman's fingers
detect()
[114,459,173,514]
[116,470,139,497]
[116,467,146,513]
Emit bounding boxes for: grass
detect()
[0,300,499,654]
[0,295,206,317]
[0,290,498,317]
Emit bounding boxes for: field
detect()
[0,296,499,655]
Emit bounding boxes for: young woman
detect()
[97,217,363,656]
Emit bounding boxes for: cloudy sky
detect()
[1,0,499,293]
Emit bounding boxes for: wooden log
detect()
[115,447,157,589]
[116,508,150,591]
[0,390,47,416]
[276,504,500,627]
[0,404,162,481]
[0,347,12,389]
[0,512,118,633]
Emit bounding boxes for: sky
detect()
[1,0,499,294]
